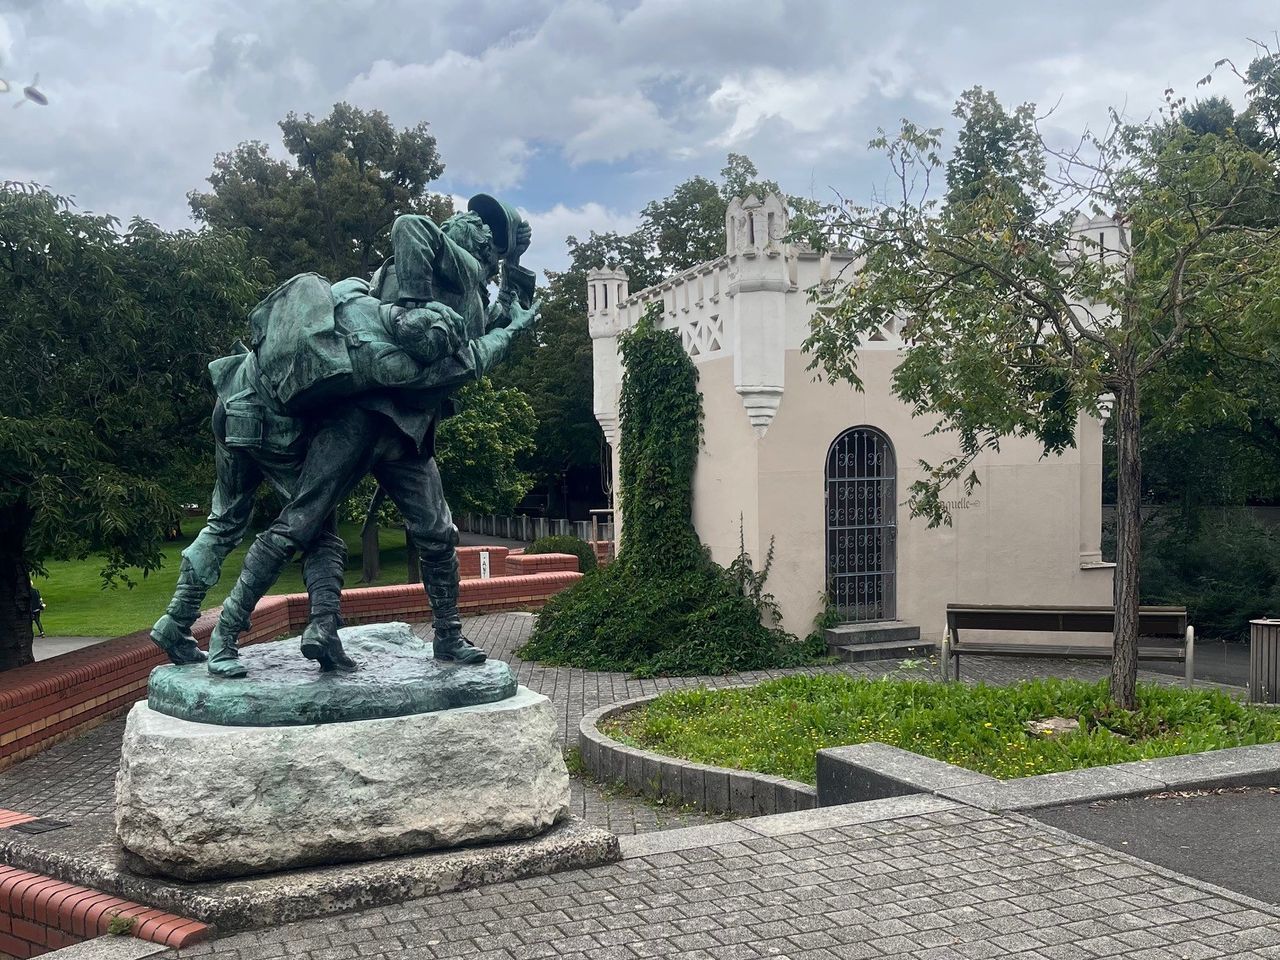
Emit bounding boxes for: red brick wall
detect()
[504,553,579,576]
[0,570,580,772]
[457,546,510,579]
[0,856,208,957]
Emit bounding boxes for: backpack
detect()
[248,273,354,413]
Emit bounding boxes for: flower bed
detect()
[605,674,1280,781]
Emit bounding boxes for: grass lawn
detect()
[33,522,414,637]
[605,673,1280,782]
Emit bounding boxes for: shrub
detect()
[519,306,817,676]
[526,535,597,573]
[521,551,804,677]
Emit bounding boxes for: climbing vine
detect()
[519,305,821,676]
[615,305,704,571]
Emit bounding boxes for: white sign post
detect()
[479,550,491,579]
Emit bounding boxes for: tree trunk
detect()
[1110,373,1142,709]
[405,528,420,585]
[360,519,380,584]
[360,486,386,584]
[0,504,35,672]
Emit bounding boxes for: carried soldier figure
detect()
[150,196,539,678]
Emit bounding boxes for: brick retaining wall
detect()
[0,852,209,956]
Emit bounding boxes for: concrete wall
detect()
[691,350,1112,638]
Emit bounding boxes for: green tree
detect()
[435,378,538,516]
[1238,49,1280,150]
[504,229,662,496]
[1179,95,1246,140]
[1136,60,1280,517]
[802,82,1280,708]
[344,376,537,583]
[189,102,451,283]
[0,183,264,669]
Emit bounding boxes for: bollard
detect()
[1249,619,1280,704]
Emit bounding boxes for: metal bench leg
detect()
[1185,626,1195,689]
[940,626,950,682]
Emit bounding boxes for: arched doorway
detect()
[825,427,897,622]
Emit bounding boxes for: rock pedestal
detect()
[116,624,570,881]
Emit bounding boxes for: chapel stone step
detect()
[825,622,922,646]
[829,639,939,663]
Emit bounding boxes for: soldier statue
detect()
[149,196,539,678]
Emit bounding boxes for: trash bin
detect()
[1249,619,1280,704]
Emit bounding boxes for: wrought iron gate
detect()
[825,427,896,621]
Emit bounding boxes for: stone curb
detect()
[826,740,1280,812]
[582,688,1280,817]
[43,938,171,960]
[578,692,818,819]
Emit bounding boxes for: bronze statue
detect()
[150,196,539,678]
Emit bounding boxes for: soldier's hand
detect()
[506,297,541,335]
[426,302,468,350]
[512,220,532,259]
[395,301,467,359]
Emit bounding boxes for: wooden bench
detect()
[941,604,1195,688]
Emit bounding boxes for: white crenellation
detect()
[589,193,890,437]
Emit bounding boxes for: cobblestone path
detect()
[177,801,1280,959]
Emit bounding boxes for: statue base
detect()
[146,621,517,726]
[115,686,570,881]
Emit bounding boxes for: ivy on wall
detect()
[615,305,704,571]
[519,306,820,676]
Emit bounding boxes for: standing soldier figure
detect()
[153,195,538,678]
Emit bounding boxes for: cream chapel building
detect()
[587,193,1116,644]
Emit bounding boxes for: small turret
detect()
[586,266,629,339]
[725,193,788,259]
[586,266,629,449]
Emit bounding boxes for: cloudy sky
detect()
[1,0,1275,276]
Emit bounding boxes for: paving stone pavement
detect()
[0,612,1240,837]
[173,803,1280,959]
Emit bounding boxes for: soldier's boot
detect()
[421,550,487,665]
[150,556,209,665]
[300,532,357,673]
[208,536,294,679]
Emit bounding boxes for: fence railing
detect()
[456,514,615,544]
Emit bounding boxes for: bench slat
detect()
[946,604,1187,637]
[950,642,1186,661]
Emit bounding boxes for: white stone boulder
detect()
[115,687,569,880]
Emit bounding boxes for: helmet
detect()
[466,194,522,259]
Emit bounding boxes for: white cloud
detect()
[565,93,669,165]
[518,200,639,277]
[708,40,917,147]
[0,14,15,72]
[0,0,1275,258]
